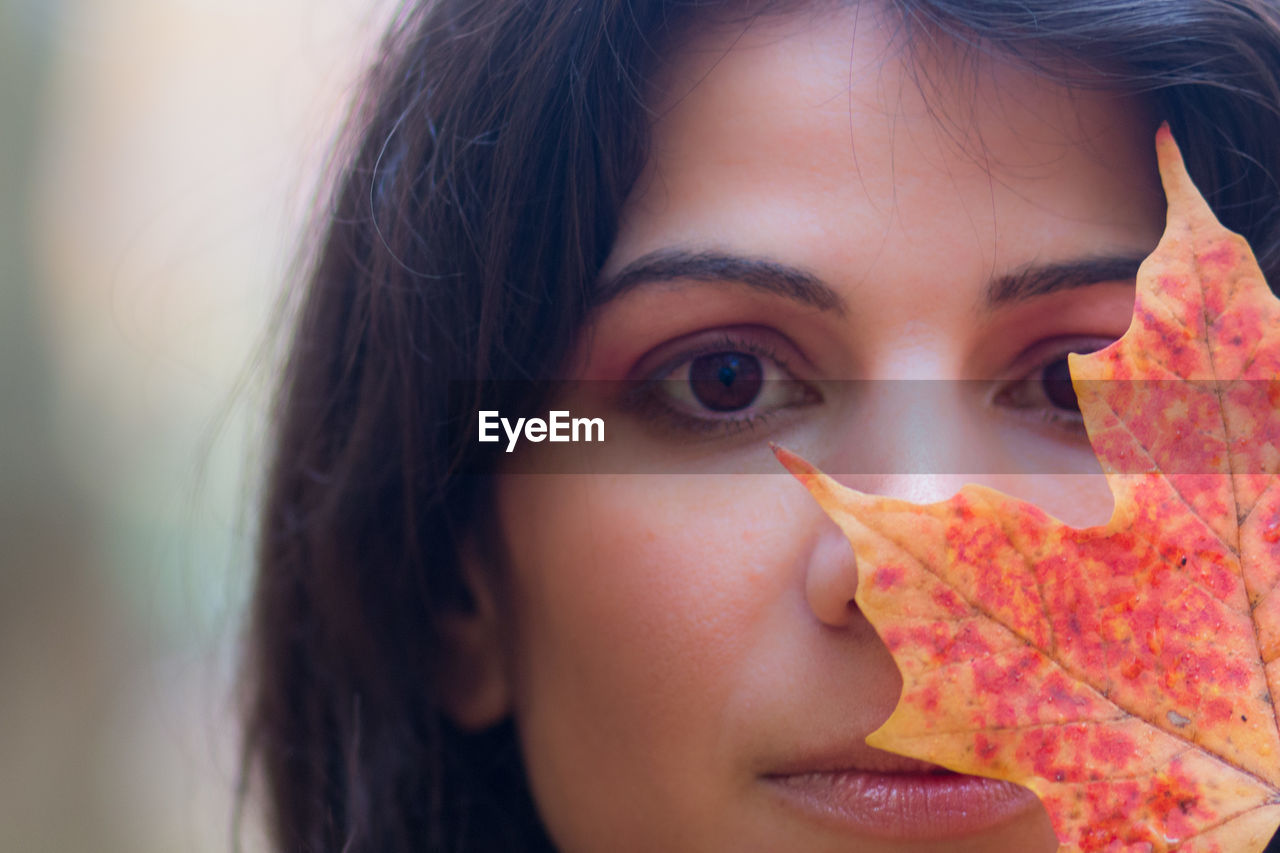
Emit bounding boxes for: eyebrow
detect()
[983,254,1147,308]
[595,248,1148,314]
[595,249,847,314]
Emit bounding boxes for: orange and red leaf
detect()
[777,127,1280,851]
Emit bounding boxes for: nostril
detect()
[804,526,860,627]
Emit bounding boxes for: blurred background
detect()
[2,0,391,849]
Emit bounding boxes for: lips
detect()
[762,750,1041,840]
[766,748,953,777]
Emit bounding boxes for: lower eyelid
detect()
[990,383,1089,439]
[629,366,819,438]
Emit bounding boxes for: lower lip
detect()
[763,769,1040,840]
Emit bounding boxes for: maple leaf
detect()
[776,126,1280,852]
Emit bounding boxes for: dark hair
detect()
[240,1,1280,851]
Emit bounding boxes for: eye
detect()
[993,340,1109,435]
[631,333,820,436]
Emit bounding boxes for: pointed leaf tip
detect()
[1154,121,1177,169]
[772,445,847,512]
[1154,124,1212,222]
[770,443,817,478]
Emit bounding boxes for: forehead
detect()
[610,4,1161,277]
[647,5,1148,166]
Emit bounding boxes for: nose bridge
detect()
[825,378,990,504]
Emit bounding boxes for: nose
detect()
[805,526,860,627]
[798,381,988,629]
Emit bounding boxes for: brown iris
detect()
[1042,357,1080,412]
[688,352,764,412]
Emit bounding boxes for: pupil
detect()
[1042,358,1080,411]
[689,352,764,412]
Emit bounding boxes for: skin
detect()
[449,4,1167,851]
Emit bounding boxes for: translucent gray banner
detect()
[456,380,1280,475]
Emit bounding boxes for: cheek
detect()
[497,473,805,720]
[494,474,809,840]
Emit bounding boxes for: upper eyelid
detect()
[652,340,788,381]
[1004,335,1115,378]
[634,326,808,381]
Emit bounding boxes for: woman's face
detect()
[480,6,1164,852]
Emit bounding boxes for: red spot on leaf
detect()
[874,565,903,591]
[930,586,967,617]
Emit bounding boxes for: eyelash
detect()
[624,334,819,438]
